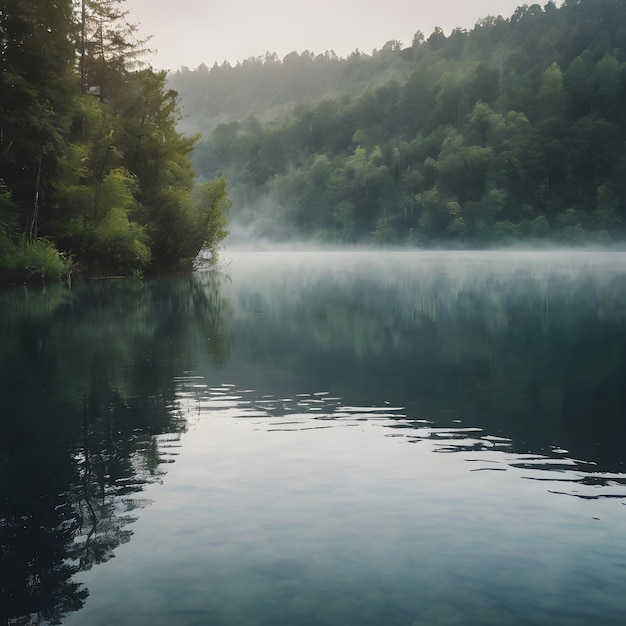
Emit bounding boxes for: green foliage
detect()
[188,0,626,248]
[0,181,18,241]
[0,0,76,232]
[194,176,232,266]
[529,215,551,238]
[491,220,519,244]
[0,237,72,284]
[87,207,151,275]
[0,0,228,281]
[148,176,231,272]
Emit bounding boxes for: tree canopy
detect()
[185,0,626,246]
[0,0,230,283]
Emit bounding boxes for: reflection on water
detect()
[2,251,626,625]
[223,251,626,470]
[0,272,232,624]
[176,378,626,503]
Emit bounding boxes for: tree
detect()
[0,0,76,235]
[564,55,594,118]
[77,0,151,99]
[412,30,425,47]
[193,177,231,266]
[1,0,230,281]
[427,26,447,51]
[437,143,492,203]
[536,62,567,121]
[183,0,626,247]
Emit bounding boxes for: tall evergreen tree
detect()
[77,0,151,98]
[1,0,230,281]
[0,0,76,238]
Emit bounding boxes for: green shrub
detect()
[0,238,72,284]
[75,208,151,276]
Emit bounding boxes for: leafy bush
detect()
[148,176,231,272]
[76,208,151,276]
[0,238,72,284]
[194,176,231,266]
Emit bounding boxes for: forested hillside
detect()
[169,46,417,136]
[189,0,626,246]
[0,0,230,283]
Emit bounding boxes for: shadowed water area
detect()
[1,250,626,625]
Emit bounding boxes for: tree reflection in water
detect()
[0,271,232,625]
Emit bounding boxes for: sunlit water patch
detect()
[176,377,626,502]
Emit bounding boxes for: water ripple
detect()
[175,377,626,502]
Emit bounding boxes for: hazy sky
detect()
[125,0,539,71]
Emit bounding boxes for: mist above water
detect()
[4,247,626,625]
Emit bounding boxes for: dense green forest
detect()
[0,0,230,283]
[184,0,626,246]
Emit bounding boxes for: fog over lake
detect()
[2,250,626,625]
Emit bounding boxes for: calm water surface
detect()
[2,250,626,625]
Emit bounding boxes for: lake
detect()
[2,249,626,625]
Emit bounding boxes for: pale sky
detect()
[125,0,544,72]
